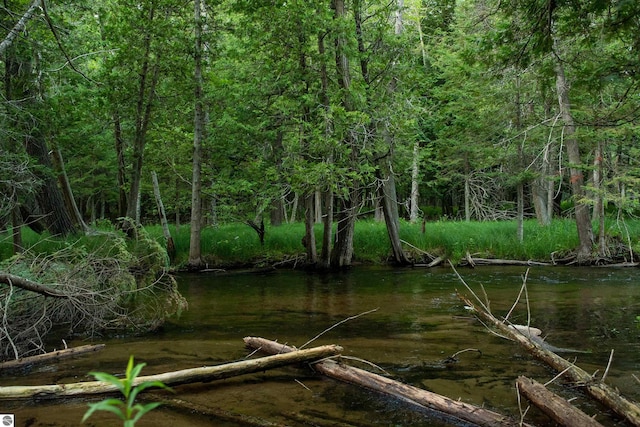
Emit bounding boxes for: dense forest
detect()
[2,0,640,269]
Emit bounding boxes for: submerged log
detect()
[0,344,105,371]
[145,393,286,427]
[459,293,640,427]
[244,337,528,427]
[0,344,342,400]
[516,376,604,427]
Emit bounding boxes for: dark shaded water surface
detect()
[4,266,640,426]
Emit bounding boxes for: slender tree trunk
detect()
[152,171,175,260]
[304,193,317,263]
[189,0,205,268]
[11,204,22,255]
[594,140,607,256]
[331,192,358,268]
[515,77,524,243]
[314,190,322,224]
[464,176,471,222]
[114,112,127,218]
[289,193,298,223]
[554,52,593,261]
[319,190,333,269]
[330,0,358,268]
[409,141,420,223]
[126,3,159,222]
[51,146,89,233]
[317,27,333,269]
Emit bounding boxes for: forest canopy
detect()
[1,0,640,268]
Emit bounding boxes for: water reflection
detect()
[6,265,640,426]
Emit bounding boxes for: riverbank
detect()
[144,218,639,269]
[2,218,638,269]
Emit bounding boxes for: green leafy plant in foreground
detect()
[82,355,172,427]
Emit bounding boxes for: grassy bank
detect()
[2,218,639,268]
[145,217,639,267]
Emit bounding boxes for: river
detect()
[3,265,640,426]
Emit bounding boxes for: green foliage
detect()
[82,355,172,427]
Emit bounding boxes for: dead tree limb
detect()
[458,293,640,427]
[0,344,105,371]
[0,0,41,56]
[0,344,342,400]
[244,337,529,427]
[516,376,604,427]
[0,273,68,298]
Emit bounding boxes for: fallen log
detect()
[458,293,640,427]
[0,344,342,400]
[145,393,286,427]
[516,376,604,427]
[244,337,529,427]
[0,344,105,371]
[460,257,551,267]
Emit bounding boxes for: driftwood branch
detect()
[244,336,528,427]
[516,376,604,427]
[0,344,342,400]
[0,273,68,298]
[461,257,551,267]
[458,293,640,426]
[0,344,105,371]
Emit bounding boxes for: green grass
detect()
[3,217,639,268]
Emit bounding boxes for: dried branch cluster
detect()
[0,148,40,219]
[0,235,186,361]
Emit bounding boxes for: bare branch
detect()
[0,273,67,298]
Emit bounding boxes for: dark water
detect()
[4,266,640,426]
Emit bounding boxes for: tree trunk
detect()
[319,190,333,269]
[554,51,593,261]
[11,204,22,255]
[330,0,358,269]
[303,193,317,264]
[378,160,410,265]
[126,3,160,223]
[314,190,322,224]
[331,192,358,268]
[151,171,175,261]
[25,135,76,236]
[114,111,128,218]
[409,141,420,223]
[593,140,607,256]
[189,0,205,268]
[302,195,317,258]
[51,146,89,233]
